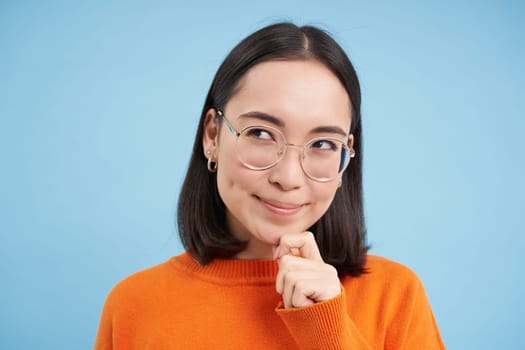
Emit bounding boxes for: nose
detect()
[267,144,305,190]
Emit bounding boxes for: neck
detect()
[226,213,277,260]
[234,239,277,260]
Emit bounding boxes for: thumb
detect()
[276,231,323,262]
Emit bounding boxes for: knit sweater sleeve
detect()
[93,279,138,350]
[93,288,114,350]
[389,277,445,349]
[275,273,445,350]
[275,285,372,350]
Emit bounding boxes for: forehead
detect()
[225,59,352,131]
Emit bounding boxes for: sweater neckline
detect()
[170,252,279,285]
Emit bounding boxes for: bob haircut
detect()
[178,22,369,277]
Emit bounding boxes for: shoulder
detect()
[341,256,445,348]
[113,260,170,292]
[341,254,425,297]
[340,255,432,324]
[365,254,420,281]
[103,254,185,309]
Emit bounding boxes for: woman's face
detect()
[203,59,353,259]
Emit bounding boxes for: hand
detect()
[274,231,341,309]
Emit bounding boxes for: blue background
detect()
[1,0,523,348]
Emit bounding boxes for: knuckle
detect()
[326,264,338,276]
[279,254,296,267]
[283,271,297,286]
[305,231,316,242]
[294,279,307,292]
[280,233,292,244]
[279,254,291,265]
[292,294,304,308]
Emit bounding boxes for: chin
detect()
[252,222,309,245]
[253,231,282,246]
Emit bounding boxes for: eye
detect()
[311,139,338,151]
[245,128,275,141]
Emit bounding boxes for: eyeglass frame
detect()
[215,109,355,183]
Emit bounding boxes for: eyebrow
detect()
[238,111,284,127]
[238,111,349,137]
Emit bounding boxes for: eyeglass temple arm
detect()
[217,108,356,159]
[216,109,239,136]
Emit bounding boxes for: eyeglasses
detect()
[216,109,355,182]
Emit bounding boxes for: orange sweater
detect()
[94,253,445,349]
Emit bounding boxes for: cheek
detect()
[311,183,340,211]
[314,181,339,200]
[216,157,263,200]
[216,138,268,194]
[217,165,250,194]
[216,142,240,187]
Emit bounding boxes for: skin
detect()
[202,59,353,308]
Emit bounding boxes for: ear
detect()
[202,108,219,159]
[348,134,355,149]
[348,134,356,158]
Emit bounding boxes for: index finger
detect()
[277,231,323,262]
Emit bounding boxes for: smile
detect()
[256,196,304,216]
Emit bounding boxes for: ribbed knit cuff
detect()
[275,286,371,350]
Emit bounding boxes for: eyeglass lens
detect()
[236,126,349,181]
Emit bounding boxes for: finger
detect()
[274,245,302,260]
[275,254,293,295]
[282,269,295,308]
[275,255,327,294]
[291,280,315,308]
[281,269,336,308]
[272,245,280,260]
[280,266,311,308]
[277,231,323,262]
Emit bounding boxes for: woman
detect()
[94,22,445,349]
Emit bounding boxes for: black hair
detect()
[177,22,368,276]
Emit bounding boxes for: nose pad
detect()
[277,148,285,157]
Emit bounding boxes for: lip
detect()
[256,196,304,216]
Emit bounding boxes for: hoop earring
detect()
[207,156,217,173]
